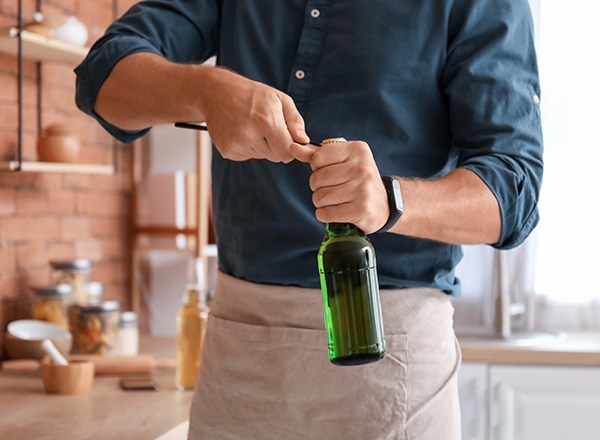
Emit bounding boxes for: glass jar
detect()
[86,281,105,303]
[31,284,73,329]
[117,311,139,356]
[68,300,120,355]
[50,259,92,304]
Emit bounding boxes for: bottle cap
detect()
[321,137,347,145]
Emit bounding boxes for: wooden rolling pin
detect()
[2,355,176,375]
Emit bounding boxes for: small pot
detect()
[37,123,80,163]
[41,359,95,394]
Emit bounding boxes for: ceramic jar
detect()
[37,123,81,163]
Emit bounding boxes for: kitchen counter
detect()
[0,336,192,440]
[459,331,600,366]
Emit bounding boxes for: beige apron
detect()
[188,271,461,440]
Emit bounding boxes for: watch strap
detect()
[376,175,404,233]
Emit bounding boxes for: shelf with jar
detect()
[0,1,119,175]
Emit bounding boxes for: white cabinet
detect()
[459,362,600,440]
[489,365,600,440]
[458,362,488,440]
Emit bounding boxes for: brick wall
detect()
[0,0,139,338]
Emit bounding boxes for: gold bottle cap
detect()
[321,137,347,145]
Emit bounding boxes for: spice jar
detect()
[31,284,73,330]
[50,259,91,304]
[117,312,139,356]
[68,300,120,355]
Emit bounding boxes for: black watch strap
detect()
[376,176,404,233]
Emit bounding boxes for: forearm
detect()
[94,52,213,131]
[390,168,501,245]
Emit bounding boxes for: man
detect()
[75,0,543,438]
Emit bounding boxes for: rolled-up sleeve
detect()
[443,0,543,249]
[74,0,220,143]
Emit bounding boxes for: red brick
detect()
[0,130,16,158]
[45,241,75,261]
[0,273,27,299]
[43,86,77,114]
[89,217,128,239]
[62,173,91,190]
[0,55,17,75]
[101,238,127,259]
[75,238,103,260]
[16,241,46,268]
[0,188,16,216]
[61,216,88,239]
[0,216,61,241]
[41,64,75,89]
[0,171,36,189]
[76,192,121,216]
[16,189,48,214]
[22,80,38,107]
[0,73,17,104]
[31,173,63,191]
[0,245,17,276]
[46,190,76,215]
[77,0,113,32]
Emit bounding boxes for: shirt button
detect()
[533,94,540,105]
[310,9,321,18]
[295,69,306,80]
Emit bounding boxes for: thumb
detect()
[280,95,310,144]
[289,142,317,164]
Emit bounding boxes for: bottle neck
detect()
[326,222,363,237]
[182,286,206,307]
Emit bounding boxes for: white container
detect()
[118,311,139,356]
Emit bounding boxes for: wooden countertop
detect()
[0,336,192,440]
[459,331,600,366]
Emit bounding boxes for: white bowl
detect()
[5,320,72,360]
[8,319,71,340]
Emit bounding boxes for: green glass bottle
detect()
[318,221,386,366]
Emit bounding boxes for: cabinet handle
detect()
[492,383,515,440]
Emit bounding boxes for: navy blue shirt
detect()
[75,0,543,295]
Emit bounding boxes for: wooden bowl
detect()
[41,360,95,394]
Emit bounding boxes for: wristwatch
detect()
[376,176,404,233]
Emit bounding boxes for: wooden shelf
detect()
[0,160,114,175]
[0,27,88,64]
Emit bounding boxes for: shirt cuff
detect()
[462,161,540,250]
[74,35,161,143]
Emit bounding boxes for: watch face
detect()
[391,178,404,213]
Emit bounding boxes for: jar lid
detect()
[86,281,105,301]
[72,300,120,313]
[50,258,92,272]
[31,284,73,298]
[119,311,138,327]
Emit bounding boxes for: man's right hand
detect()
[198,67,310,163]
[95,53,309,163]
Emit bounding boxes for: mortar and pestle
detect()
[40,338,95,394]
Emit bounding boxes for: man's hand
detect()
[290,140,389,234]
[95,54,309,163]
[202,68,309,162]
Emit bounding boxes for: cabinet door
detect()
[490,365,600,440]
[458,362,489,440]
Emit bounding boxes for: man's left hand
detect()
[290,140,389,234]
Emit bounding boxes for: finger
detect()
[289,142,318,163]
[315,202,362,225]
[312,180,358,208]
[309,162,353,191]
[309,141,355,171]
[279,93,310,144]
[253,136,285,162]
